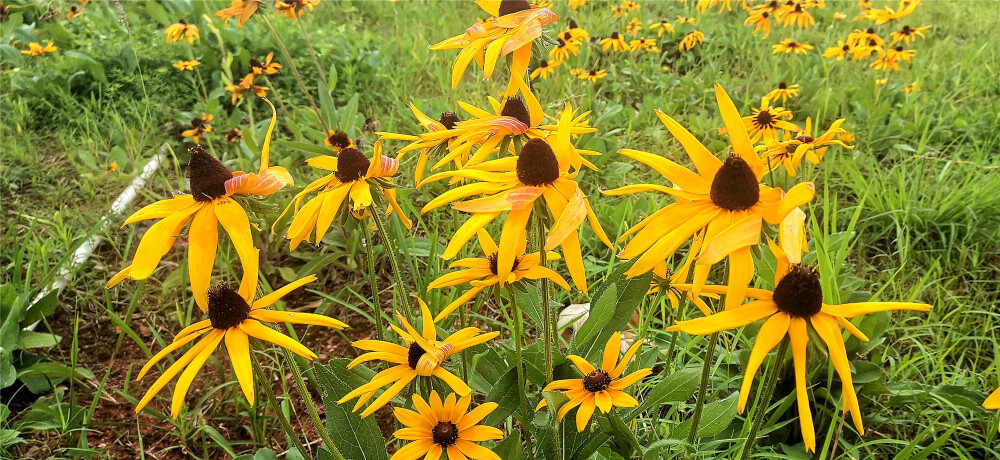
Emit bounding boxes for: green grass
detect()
[2,0,999,458]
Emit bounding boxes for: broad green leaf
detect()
[672,392,739,440]
[571,263,652,363]
[315,360,388,460]
[492,429,526,460]
[626,367,700,420]
[482,366,521,427]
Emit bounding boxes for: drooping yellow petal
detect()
[188,206,218,312]
[788,317,816,452]
[738,312,789,413]
[224,329,255,406]
[252,275,318,310]
[171,329,225,418]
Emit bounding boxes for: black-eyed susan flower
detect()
[678,30,705,52]
[172,59,201,71]
[621,0,640,11]
[274,0,319,19]
[569,0,586,9]
[871,46,915,71]
[165,19,199,43]
[427,229,569,321]
[324,129,354,152]
[904,81,919,94]
[611,6,626,18]
[108,102,292,310]
[279,140,410,250]
[535,332,652,431]
[778,3,815,29]
[530,59,560,80]
[669,242,931,452]
[226,128,243,143]
[823,41,852,60]
[744,11,772,38]
[181,113,213,144]
[563,19,590,42]
[765,82,800,104]
[66,6,83,19]
[676,16,695,24]
[549,38,579,61]
[833,11,847,20]
[20,41,57,56]
[889,24,931,45]
[339,301,499,417]
[629,38,659,53]
[772,39,813,55]
[215,0,261,27]
[430,0,556,92]
[626,18,642,35]
[697,0,733,13]
[744,97,797,143]
[605,85,815,309]
[600,32,628,52]
[391,391,502,460]
[249,52,281,75]
[378,105,463,184]
[864,0,918,25]
[419,130,612,293]
[225,78,267,105]
[761,117,852,177]
[647,255,716,316]
[106,161,118,173]
[649,20,675,37]
[134,263,346,418]
[578,68,608,82]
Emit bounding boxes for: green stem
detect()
[686,331,720,452]
[250,352,306,456]
[364,227,385,344]
[739,338,789,460]
[260,15,329,133]
[533,211,554,384]
[280,348,347,460]
[371,205,414,325]
[503,287,536,460]
[296,17,329,90]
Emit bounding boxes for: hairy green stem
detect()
[739,338,790,460]
[372,205,414,324]
[280,348,347,460]
[503,287,535,460]
[533,211,554,383]
[259,15,329,132]
[363,227,385,344]
[250,352,306,456]
[686,331,720,452]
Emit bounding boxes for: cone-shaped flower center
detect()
[796,135,815,143]
[407,342,426,370]
[709,155,760,211]
[569,19,579,29]
[498,0,532,16]
[439,112,460,130]
[207,284,251,329]
[500,96,532,126]
[562,31,572,41]
[772,265,823,318]
[487,253,521,276]
[778,82,787,89]
[334,148,370,183]
[432,421,459,446]
[249,58,263,70]
[189,145,233,202]
[328,131,351,148]
[755,110,774,126]
[517,139,560,186]
[610,32,620,40]
[191,117,204,128]
[583,370,611,392]
[901,25,911,33]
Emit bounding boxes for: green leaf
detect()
[327,62,339,94]
[626,367,700,420]
[492,429,526,460]
[607,412,641,457]
[482,366,521,427]
[672,392,739,440]
[16,332,60,349]
[315,360,388,460]
[571,264,652,363]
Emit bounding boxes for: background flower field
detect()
[2,0,999,459]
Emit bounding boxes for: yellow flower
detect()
[66,6,83,19]
[629,38,659,53]
[600,32,628,52]
[604,86,815,309]
[535,332,652,431]
[549,37,580,61]
[20,41,57,56]
[889,24,931,45]
[744,97,798,143]
[165,19,199,43]
[903,81,919,94]
[864,0,919,25]
[765,82,800,104]
[621,1,641,11]
[985,388,1000,432]
[181,113,214,144]
[378,105,466,184]
[823,40,852,61]
[430,0,557,92]
[339,301,499,417]
[876,78,888,85]
[669,242,931,452]
[676,16,695,24]
[611,6,626,18]
[226,128,243,143]
[678,30,704,52]
[225,76,267,105]
[777,3,815,29]
[135,267,346,419]
[697,0,732,13]
[249,52,281,75]
[275,0,320,19]
[324,129,354,152]
[569,0,587,9]
[744,11,772,38]
[419,121,612,293]
[108,101,292,310]
[106,161,118,173]
[391,391,503,460]
[172,59,201,71]
[215,0,262,28]
[772,39,813,55]
[762,117,852,175]
[833,11,847,20]
[626,18,642,35]
[530,59,560,80]
[649,20,675,37]
[428,229,569,321]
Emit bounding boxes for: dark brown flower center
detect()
[795,135,814,143]
[569,19,578,29]
[772,265,823,318]
[589,70,597,76]
[487,253,521,276]
[556,38,566,48]
[895,46,903,51]
[189,145,232,201]
[755,110,774,126]
[432,421,459,446]
[842,44,850,51]
[334,148,369,183]
[516,138,560,186]
[207,284,251,329]
[762,12,769,18]
[778,82,787,89]
[249,58,263,70]
[407,342,426,370]
[500,96,532,126]
[901,25,911,33]
[866,28,875,34]
[191,117,204,128]
[227,128,242,141]
[539,59,550,68]
[498,0,531,16]
[610,32,620,40]
[709,155,760,211]
[329,131,351,148]
[583,370,611,392]
[439,112,460,130]
[562,31,572,41]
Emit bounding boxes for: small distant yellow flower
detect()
[275,0,320,19]
[106,162,118,173]
[626,18,642,35]
[676,16,695,24]
[20,41,57,56]
[629,38,659,53]
[649,20,675,37]
[165,19,199,44]
[678,30,704,52]
[903,81,919,94]
[226,128,243,143]
[611,6,627,17]
[578,68,607,82]
[876,78,888,85]
[536,332,652,432]
[549,38,580,61]
[172,60,201,71]
[823,41,852,61]
[250,52,281,75]
[661,65,671,73]
[621,1,641,11]
[744,97,797,143]
[569,0,587,9]
[182,113,214,145]
[600,32,629,52]
[778,3,815,29]
[833,12,847,20]
[66,6,83,19]
[744,11,772,38]
[765,82,800,104]
[772,39,813,55]
[225,78,267,105]
[530,59,560,80]
[864,0,919,25]
[889,24,931,45]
